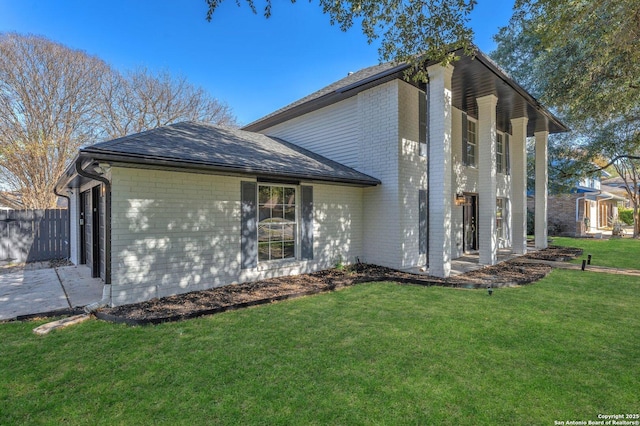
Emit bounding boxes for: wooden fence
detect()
[0,209,69,263]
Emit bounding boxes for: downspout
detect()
[52,186,71,260]
[425,80,431,268]
[74,156,112,310]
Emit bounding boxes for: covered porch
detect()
[426,51,567,278]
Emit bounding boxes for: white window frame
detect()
[496,132,504,174]
[257,184,299,263]
[466,118,478,167]
[496,197,506,240]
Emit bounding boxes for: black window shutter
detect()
[505,133,511,175]
[461,112,468,165]
[419,189,427,255]
[419,87,427,145]
[301,185,313,260]
[241,181,257,269]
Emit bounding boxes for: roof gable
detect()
[243,49,567,136]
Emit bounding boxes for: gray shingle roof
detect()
[243,49,568,136]
[243,62,403,130]
[81,122,380,186]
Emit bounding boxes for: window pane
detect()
[496,134,504,173]
[284,206,295,222]
[259,186,270,204]
[271,225,284,241]
[259,206,271,222]
[283,224,295,241]
[283,242,295,258]
[258,225,270,243]
[270,241,284,259]
[284,188,295,206]
[258,242,270,261]
[271,204,283,220]
[271,187,283,205]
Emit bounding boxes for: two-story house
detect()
[55,49,567,306]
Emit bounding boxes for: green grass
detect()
[551,236,640,268]
[2,269,639,425]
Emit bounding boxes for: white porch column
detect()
[535,130,549,249]
[510,117,528,254]
[477,95,498,265]
[427,63,454,278]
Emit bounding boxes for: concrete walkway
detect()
[0,264,103,321]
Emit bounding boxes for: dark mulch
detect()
[97,246,582,324]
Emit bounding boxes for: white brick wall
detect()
[397,80,427,268]
[357,80,403,268]
[109,167,364,306]
[260,97,360,169]
[260,79,428,271]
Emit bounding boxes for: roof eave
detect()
[71,149,381,187]
[472,51,569,134]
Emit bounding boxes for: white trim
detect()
[257,183,300,263]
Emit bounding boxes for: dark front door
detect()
[82,189,92,268]
[80,190,87,265]
[463,194,478,253]
[90,186,101,278]
[81,187,101,278]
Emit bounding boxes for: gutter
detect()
[74,156,111,286]
[80,149,381,187]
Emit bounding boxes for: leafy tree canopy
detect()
[205,0,477,80]
[492,0,640,235]
[493,0,639,123]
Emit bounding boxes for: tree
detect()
[98,68,236,140]
[204,0,477,79]
[491,0,640,236]
[0,33,110,209]
[0,33,237,208]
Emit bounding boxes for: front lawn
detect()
[551,236,640,269]
[1,263,638,424]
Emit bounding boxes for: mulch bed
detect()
[96,245,583,325]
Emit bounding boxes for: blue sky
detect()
[0,0,515,126]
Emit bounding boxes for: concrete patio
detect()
[0,264,103,321]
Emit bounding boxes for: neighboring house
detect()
[602,176,637,208]
[529,173,625,236]
[55,49,567,307]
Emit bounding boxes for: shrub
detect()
[618,207,634,225]
[527,209,535,235]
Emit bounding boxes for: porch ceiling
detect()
[451,53,567,136]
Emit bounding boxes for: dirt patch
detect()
[97,246,582,324]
